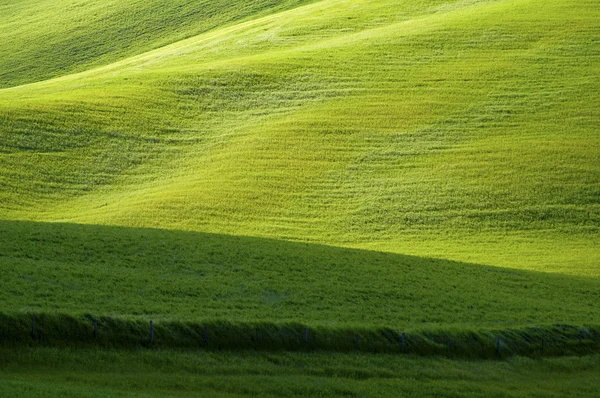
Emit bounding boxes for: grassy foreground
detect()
[1,220,598,358]
[1,348,599,397]
[1,220,598,328]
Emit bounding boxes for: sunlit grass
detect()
[0,0,315,88]
[0,0,598,395]
[1,0,597,274]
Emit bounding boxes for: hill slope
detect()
[0,0,599,342]
[1,0,597,275]
[0,0,314,88]
[2,220,598,327]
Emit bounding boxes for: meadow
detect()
[0,0,599,395]
[2,220,599,327]
[1,0,598,273]
[1,348,600,397]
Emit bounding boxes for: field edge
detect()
[0,313,598,359]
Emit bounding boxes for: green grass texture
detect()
[1,0,598,276]
[1,348,600,397]
[0,0,315,88]
[0,0,598,341]
[1,220,599,329]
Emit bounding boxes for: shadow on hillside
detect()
[0,219,598,328]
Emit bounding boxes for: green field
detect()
[1,0,599,395]
[2,219,600,326]
[2,349,600,397]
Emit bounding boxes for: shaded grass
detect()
[0,220,598,329]
[0,313,598,359]
[1,348,600,397]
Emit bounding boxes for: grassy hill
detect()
[0,0,599,368]
[1,0,599,395]
[0,0,314,88]
[1,220,598,327]
[1,0,598,276]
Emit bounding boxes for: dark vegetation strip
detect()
[0,313,597,359]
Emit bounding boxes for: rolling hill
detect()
[0,0,599,384]
[1,0,598,276]
[1,0,599,395]
[0,0,315,88]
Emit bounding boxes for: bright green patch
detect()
[0,0,315,88]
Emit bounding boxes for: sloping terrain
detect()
[1,2,600,395]
[2,220,598,326]
[0,0,598,332]
[0,0,315,88]
[1,0,598,276]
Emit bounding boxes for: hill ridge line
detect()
[0,0,332,94]
[0,0,504,95]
